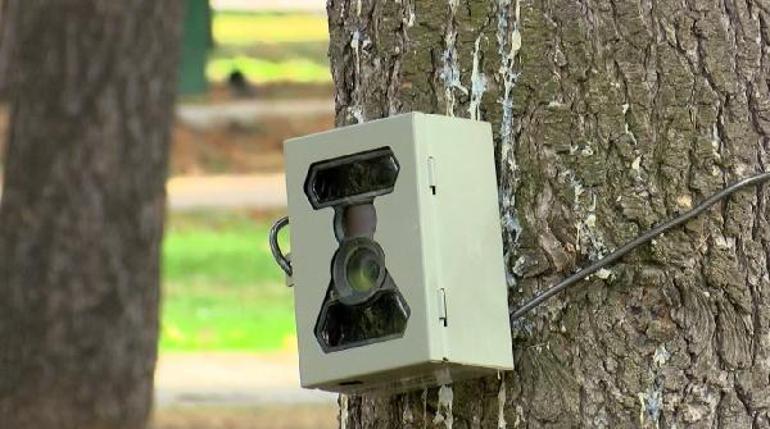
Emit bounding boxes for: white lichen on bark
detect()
[497,376,507,428]
[348,30,368,123]
[422,387,429,427]
[638,345,672,428]
[497,0,521,156]
[433,384,455,429]
[402,393,414,423]
[440,0,467,117]
[468,35,488,121]
[567,170,608,259]
[351,30,361,76]
[496,0,522,287]
[595,268,612,279]
[407,6,415,27]
[340,394,349,429]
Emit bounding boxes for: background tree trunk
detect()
[0,1,183,428]
[329,0,770,427]
[0,0,11,97]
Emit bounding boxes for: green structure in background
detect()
[179,0,212,95]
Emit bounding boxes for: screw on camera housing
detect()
[303,147,411,353]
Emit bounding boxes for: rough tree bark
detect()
[0,1,183,428]
[329,0,770,427]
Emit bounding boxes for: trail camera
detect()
[281,113,513,394]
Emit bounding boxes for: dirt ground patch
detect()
[172,83,333,175]
[152,404,338,429]
[172,111,332,175]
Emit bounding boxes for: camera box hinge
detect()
[437,288,448,327]
[427,156,437,195]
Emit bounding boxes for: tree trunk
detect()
[329,0,770,427]
[0,2,183,428]
[0,0,11,97]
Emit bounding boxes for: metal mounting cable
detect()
[269,215,293,281]
[510,171,770,321]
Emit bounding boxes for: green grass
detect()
[161,211,295,352]
[207,56,330,83]
[208,12,331,84]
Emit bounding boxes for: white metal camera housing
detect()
[284,113,513,394]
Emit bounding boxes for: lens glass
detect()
[306,147,398,208]
[316,289,410,351]
[346,247,382,292]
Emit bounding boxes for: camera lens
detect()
[346,247,382,292]
[332,237,387,305]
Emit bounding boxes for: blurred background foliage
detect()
[160,3,332,356]
[209,11,330,85]
[157,3,338,424]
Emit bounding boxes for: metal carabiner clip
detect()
[269,215,293,286]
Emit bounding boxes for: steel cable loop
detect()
[269,215,293,281]
[510,171,770,321]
